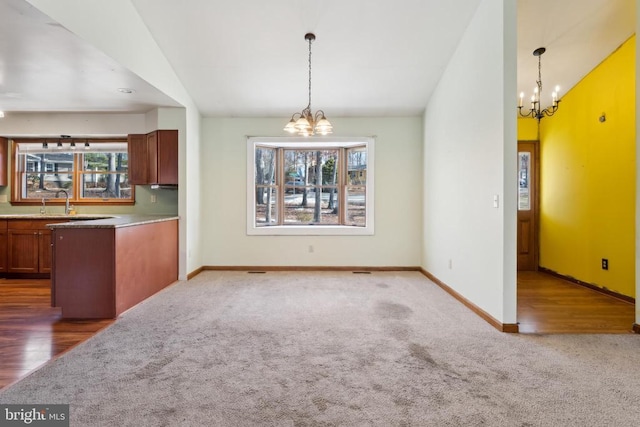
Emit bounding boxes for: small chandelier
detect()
[518,47,560,121]
[284,33,333,136]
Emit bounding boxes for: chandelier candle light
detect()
[284,33,333,136]
[518,47,560,121]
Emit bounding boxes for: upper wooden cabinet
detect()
[0,137,7,186]
[128,134,148,185]
[128,130,178,185]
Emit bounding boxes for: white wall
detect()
[422,0,517,324]
[0,111,178,216]
[201,117,423,267]
[27,0,202,279]
[0,112,146,136]
[155,107,201,276]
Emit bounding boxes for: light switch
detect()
[493,195,499,208]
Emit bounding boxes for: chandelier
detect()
[283,33,333,136]
[518,47,560,121]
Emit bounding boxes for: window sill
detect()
[248,225,374,236]
[10,200,135,206]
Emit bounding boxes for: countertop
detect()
[0,214,179,229]
[48,214,179,229]
[0,214,113,220]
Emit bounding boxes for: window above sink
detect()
[10,138,135,207]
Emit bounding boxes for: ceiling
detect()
[0,0,182,113]
[0,0,635,117]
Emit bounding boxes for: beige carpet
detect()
[1,271,639,426]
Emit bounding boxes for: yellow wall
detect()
[517,118,538,140]
[539,36,636,297]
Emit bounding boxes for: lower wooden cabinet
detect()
[39,228,53,274]
[7,229,39,273]
[52,219,178,318]
[0,220,7,273]
[6,220,66,275]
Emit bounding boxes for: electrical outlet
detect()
[150,194,157,203]
[602,258,608,270]
[308,245,314,253]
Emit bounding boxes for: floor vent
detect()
[248,271,266,274]
[352,271,372,274]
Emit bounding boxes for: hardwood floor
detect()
[0,279,113,389]
[517,271,636,334]
[0,273,636,390]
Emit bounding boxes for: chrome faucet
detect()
[40,198,46,215]
[55,189,70,215]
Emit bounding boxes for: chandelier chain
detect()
[307,36,313,111]
[537,54,542,96]
[283,32,332,136]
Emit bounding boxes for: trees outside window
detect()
[247,137,374,236]
[12,139,134,205]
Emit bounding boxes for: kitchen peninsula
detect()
[50,214,179,319]
[0,214,113,276]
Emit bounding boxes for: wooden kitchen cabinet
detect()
[127,134,147,184]
[7,219,66,275]
[128,130,178,185]
[38,228,53,273]
[0,220,7,272]
[7,229,39,273]
[52,218,178,318]
[0,137,7,186]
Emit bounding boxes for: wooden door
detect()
[147,131,159,184]
[0,220,7,272]
[8,229,39,273]
[127,134,148,185]
[0,230,7,273]
[517,141,539,271]
[38,229,53,273]
[156,130,178,185]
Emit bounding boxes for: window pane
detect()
[255,187,278,226]
[284,183,307,194]
[82,152,128,173]
[255,147,276,185]
[81,173,132,199]
[347,147,367,185]
[22,151,74,174]
[14,141,133,203]
[283,150,308,185]
[284,188,340,225]
[283,149,339,187]
[23,173,74,199]
[346,186,366,227]
[81,151,129,199]
[518,152,531,211]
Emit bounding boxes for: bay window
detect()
[248,137,374,236]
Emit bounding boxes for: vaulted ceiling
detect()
[0,0,635,117]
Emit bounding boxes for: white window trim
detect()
[246,136,375,236]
